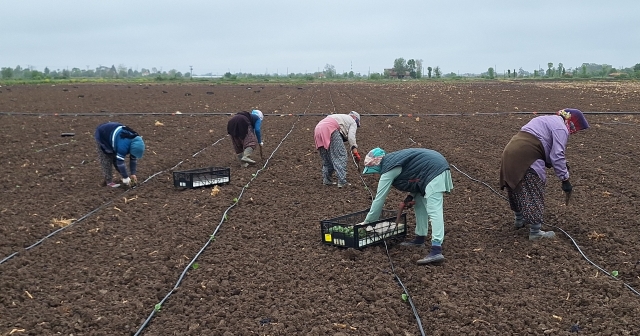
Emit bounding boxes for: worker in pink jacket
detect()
[314,111,361,188]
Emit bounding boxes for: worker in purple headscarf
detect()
[500,108,589,240]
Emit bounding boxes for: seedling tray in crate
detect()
[321,209,407,249]
[173,166,230,188]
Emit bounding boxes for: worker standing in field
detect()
[227,109,263,167]
[94,122,145,188]
[500,108,589,240]
[361,147,454,265]
[314,111,361,188]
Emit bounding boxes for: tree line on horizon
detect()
[2,60,640,81]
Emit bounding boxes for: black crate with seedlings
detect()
[173,167,230,188]
[321,209,407,248]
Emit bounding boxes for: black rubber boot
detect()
[417,245,444,264]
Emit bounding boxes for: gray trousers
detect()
[318,130,348,184]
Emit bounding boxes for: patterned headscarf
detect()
[349,111,361,127]
[557,108,589,134]
[362,147,386,174]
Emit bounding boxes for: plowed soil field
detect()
[1,81,640,335]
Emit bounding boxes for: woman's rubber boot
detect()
[529,230,556,240]
[400,235,426,247]
[417,245,444,265]
[241,147,256,164]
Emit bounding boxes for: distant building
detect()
[384,69,411,79]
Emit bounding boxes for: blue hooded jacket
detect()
[95,122,144,178]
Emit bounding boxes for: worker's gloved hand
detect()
[122,177,131,186]
[353,149,361,162]
[561,179,572,193]
[403,195,415,208]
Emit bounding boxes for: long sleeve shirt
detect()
[95,122,138,178]
[521,115,569,183]
[364,167,402,223]
[327,114,358,149]
[251,114,263,143]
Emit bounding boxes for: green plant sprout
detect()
[192,263,199,270]
[210,234,216,241]
[611,270,619,277]
[401,293,408,302]
[233,197,238,203]
[154,303,162,312]
[252,173,256,177]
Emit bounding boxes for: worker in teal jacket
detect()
[362,148,453,265]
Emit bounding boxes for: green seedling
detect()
[224,214,228,221]
[154,303,162,312]
[233,197,238,203]
[401,293,408,302]
[252,173,256,177]
[611,270,619,277]
[210,234,216,241]
[192,263,199,270]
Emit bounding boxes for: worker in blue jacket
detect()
[94,122,145,188]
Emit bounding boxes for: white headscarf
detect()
[251,109,264,120]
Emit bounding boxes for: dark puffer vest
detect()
[379,148,450,196]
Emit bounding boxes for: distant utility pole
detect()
[189,65,193,80]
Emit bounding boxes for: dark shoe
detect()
[417,246,444,265]
[323,179,336,185]
[400,239,425,247]
[514,218,525,229]
[529,230,556,240]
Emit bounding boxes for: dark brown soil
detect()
[1,81,640,335]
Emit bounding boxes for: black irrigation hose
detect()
[382,240,426,336]
[0,135,229,266]
[134,96,317,335]
[449,163,640,297]
[350,150,425,335]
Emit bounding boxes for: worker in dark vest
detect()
[500,108,589,240]
[94,122,145,188]
[227,110,263,167]
[362,147,454,265]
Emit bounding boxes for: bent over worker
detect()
[94,122,145,188]
[362,147,454,265]
[227,110,264,167]
[500,108,589,240]
[313,111,361,188]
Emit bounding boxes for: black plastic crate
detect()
[173,167,230,188]
[320,209,407,248]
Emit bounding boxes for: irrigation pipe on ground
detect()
[449,163,640,297]
[0,135,229,266]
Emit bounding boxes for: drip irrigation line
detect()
[449,164,507,201]
[382,240,426,336]
[3,111,640,118]
[0,135,229,266]
[350,153,374,201]
[598,121,640,126]
[450,163,640,297]
[134,95,316,335]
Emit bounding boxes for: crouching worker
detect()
[361,147,453,265]
[227,110,264,167]
[95,122,145,188]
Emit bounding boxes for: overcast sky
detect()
[1,0,638,76]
